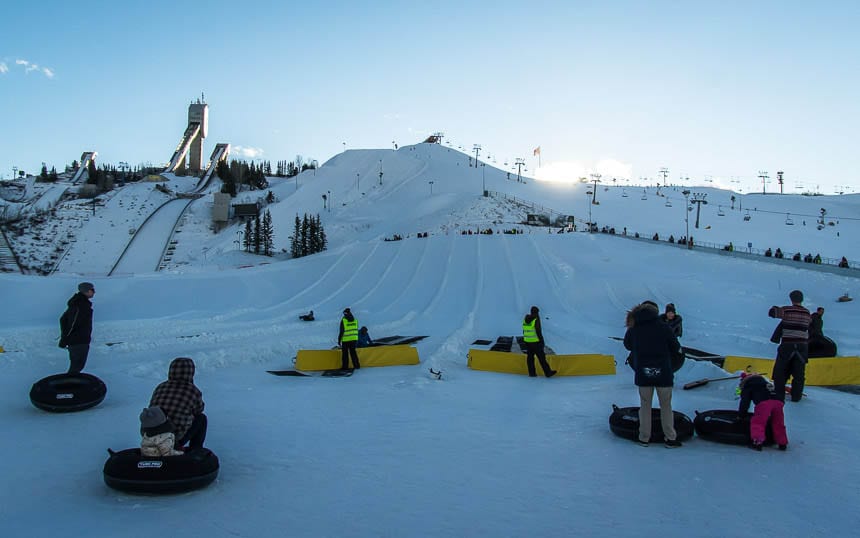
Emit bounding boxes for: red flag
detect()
[533,146,541,156]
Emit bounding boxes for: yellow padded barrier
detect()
[723,355,860,386]
[467,349,616,376]
[295,345,420,371]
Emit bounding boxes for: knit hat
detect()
[343,308,351,314]
[140,406,168,429]
[789,290,804,303]
[530,306,540,315]
[78,282,95,293]
[665,303,676,313]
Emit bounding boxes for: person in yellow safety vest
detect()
[338,308,361,370]
[523,306,556,378]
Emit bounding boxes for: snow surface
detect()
[1,143,859,537]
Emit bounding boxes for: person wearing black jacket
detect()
[624,301,684,448]
[738,373,788,451]
[58,282,95,374]
[659,303,683,338]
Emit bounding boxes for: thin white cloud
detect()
[232,145,265,159]
[0,62,8,74]
[13,58,55,78]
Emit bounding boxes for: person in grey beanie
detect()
[58,282,96,374]
[139,406,183,457]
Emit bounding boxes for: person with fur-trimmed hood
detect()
[738,373,788,451]
[139,405,184,457]
[768,290,812,402]
[149,357,207,450]
[624,301,684,448]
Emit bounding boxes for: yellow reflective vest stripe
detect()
[522,318,538,343]
[342,318,359,342]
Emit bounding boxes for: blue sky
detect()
[1,0,858,193]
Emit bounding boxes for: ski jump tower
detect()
[164,96,209,174]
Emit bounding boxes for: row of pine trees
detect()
[290,213,327,258]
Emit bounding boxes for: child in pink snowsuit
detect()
[738,373,788,450]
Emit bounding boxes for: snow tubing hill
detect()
[608,405,694,442]
[722,356,860,385]
[29,373,107,413]
[103,448,219,494]
[693,409,774,446]
[295,345,419,371]
[467,350,615,376]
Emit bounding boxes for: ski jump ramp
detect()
[70,151,97,184]
[163,122,202,173]
[194,143,231,192]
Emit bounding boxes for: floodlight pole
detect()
[473,144,481,169]
[481,163,486,195]
[682,190,691,249]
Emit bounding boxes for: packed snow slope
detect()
[1,142,859,538]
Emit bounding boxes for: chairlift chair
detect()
[743,210,751,222]
[717,205,725,216]
[785,213,794,225]
[641,190,648,201]
[665,199,672,207]
[622,189,629,198]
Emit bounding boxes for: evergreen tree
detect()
[243,219,253,252]
[300,213,310,256]
[318,216,328,252]
[253,214,262,254]
[218,161,236,196]
[290,214,301,258]
[49,166,58,181]
[40,164,48,180]
[262,209,274,256]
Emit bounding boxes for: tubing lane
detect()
[109,198,193,275]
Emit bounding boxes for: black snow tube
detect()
[693,409,774,446]
[808,336,838,358]
[29,373,107,413]
[609,404,694,442]
[103,448,219,494]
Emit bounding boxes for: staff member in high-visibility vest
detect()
[523,306,556,377]
[338,308,361,370]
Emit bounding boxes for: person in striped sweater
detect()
[768,290,812,402]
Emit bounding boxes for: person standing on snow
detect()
[624,301,684,448]
[659,303,683,338]
[338,308,361,369]
[58,282,96,374]
[149,357,207,450]
[522,306,556,377]
[768,290,811,402]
